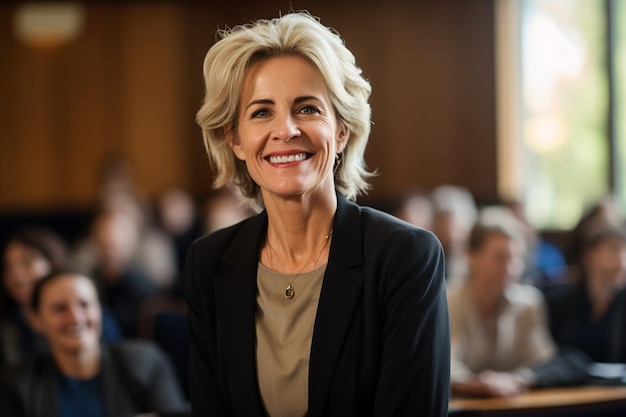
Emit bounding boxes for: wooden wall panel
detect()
[0,0,497,212]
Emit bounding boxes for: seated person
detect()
[80,208,158,337]
[1,227,121,369]
[0,270,188,416]
[547,222,626,364]
[448,207,558,397]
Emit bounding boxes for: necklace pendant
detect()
[285,284,295,300]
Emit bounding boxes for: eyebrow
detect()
[245,95,321,111]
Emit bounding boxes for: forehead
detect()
[40,275,98,303]
[241,55,328,99]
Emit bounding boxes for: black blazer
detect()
[0,340,189,417]
[186,193,450,417]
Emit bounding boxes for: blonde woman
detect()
[186,11,449,417]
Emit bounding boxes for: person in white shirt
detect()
[448,206,556,397]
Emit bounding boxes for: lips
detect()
[266,152,311,164]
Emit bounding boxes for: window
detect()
[616,0,626,210]
[497,0,623,230]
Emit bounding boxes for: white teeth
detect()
[268,153,308,164]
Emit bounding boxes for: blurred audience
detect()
[448,207,559,397]
[10,171,625,405]
[505,199,567,286]
[1,227,121,369]
[201,186,255,235]
[74,152,178,290]
[565,194,625,266]
[391,189,434,230]
[78,208,158,338]
[430,184,477,283]
[547,222,626,364]
[0,270,188,416]
[155,186,202,297]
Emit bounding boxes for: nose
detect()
[273,112,301,143]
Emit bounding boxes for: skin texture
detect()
[229,56,347,205]
[227,55,348,273]
[31,274,103,379]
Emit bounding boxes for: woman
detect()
[448,207,558,397]
[1,227,121,368]
[186,11,450,417]
[547,223,626,363]
[0,270,188,416]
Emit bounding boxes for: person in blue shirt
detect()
[1,227,122,369]
[0,270,188,417]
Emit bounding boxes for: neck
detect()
[52,345,101,380]
[261,194,337,273]
[263,189,336,262]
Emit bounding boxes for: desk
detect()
[448,386,626,416]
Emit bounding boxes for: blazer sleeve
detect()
[186,239,232,416]
[374,228,450,417]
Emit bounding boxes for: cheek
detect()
[230,139,247,161]
[86,306,103,326]
[36,317,59,335]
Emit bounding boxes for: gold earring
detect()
[334,152,343,174]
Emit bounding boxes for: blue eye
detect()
[299,105,320,114]
[251,109,270,118]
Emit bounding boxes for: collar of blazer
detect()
[215,191,365,417]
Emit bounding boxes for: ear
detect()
[336,123,349,154]
[226,123,246,161]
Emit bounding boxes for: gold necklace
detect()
[266,228,333,300]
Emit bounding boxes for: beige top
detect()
[256,262,326,417]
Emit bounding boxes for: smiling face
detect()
[32,274,102,356]
[228,55,348,204]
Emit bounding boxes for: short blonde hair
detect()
[196,11,374,209]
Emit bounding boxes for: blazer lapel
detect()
[214,212,267,417]
[308,194,365,417]
[210,195,365,417]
